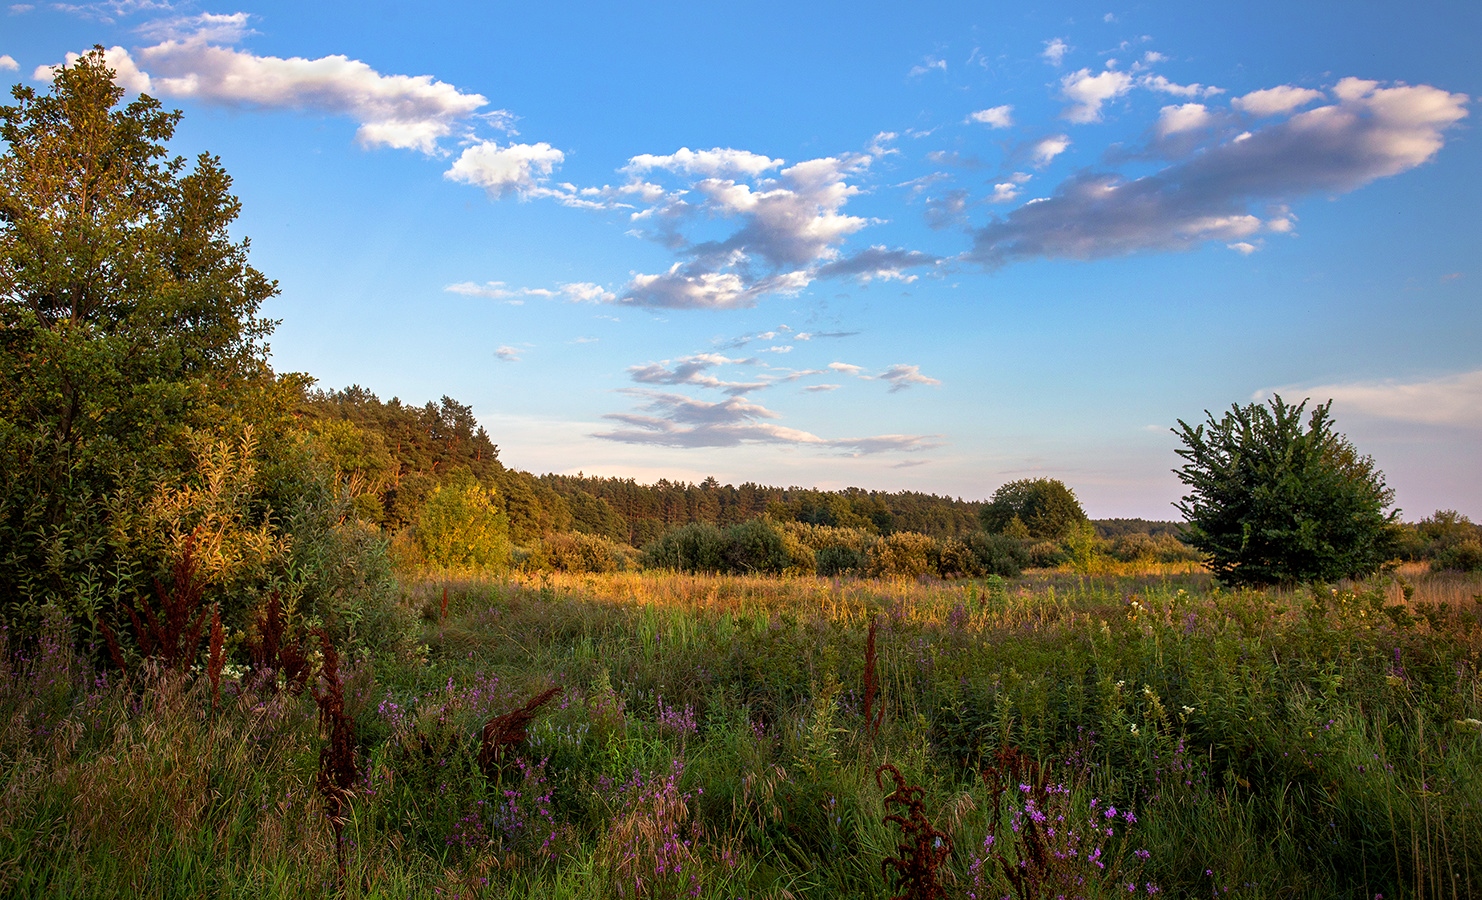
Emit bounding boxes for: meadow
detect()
[3,565,1480,899]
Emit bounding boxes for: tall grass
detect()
[2,567,1479,897]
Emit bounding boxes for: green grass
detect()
[2,568,1480,898]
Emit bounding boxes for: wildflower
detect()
[1129,724,1139,735]
[1181,705,1195,715]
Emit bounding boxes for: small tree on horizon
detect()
[979,478,1088,542]
[1173,395,1401,587]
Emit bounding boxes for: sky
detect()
[5,0,1480,519]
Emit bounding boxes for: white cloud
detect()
[445,140,564,197]
[990,182,1023,203]
[624,146,782,178]
[1227,241,1258,255]
[495,345,521,362]
[828,362,865,376]
[970,78,1469,266]
[49,38,493,154]
[1042,38,1070,66]
[1232,85,1325,117]
[804,384,841,392]
[1140,74,1221,98]
[9,5,35,13]
[1264,369,1482,428]
[879,364,942,392]
[968,105,1013,128]
[1061,68,1134,122]
[0,54,17,71]
[1156,103,1212,136]
[1032,134,1071,166]
[621,153,878,308]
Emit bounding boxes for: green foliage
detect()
[642,522,729,572]
[815,544,868,577]
[0,57,401,659]
[413,473,512,572]
[641,519,796,575]
[1174,396,1401,586]
[526,532,632,574]
[866,531,935,578]
[980,478,1089,541]
[1400,510,1482,573]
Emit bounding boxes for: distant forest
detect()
[299,387,1179,548]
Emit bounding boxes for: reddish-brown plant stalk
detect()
[207,605,224,709]
[311,628,358,884]
[248,593,311,694]
[126,533,211,670]
[98,619,128,677]
[478,686,563,777]
[863,615,883,739]
[876,763,952,900]
[440,585,449,620]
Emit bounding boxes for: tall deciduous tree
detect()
[1173,396,1400,586]
[0,49,279,623]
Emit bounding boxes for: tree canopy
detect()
[979,478,1088,541]
[1173,395,1400,586]
[0,49,283,624]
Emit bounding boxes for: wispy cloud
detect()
[879,364,942,392]
[445,281,616,303]
[594,389,938,454]
[494,345,522,362]
[0,54,17,71]
[970,78,1469,266]
[1260,369,1482,428]
[627,353,768,396]
[909,56,947,77]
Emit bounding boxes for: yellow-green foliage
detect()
[866,531,935,578]
[121,427,288,590]
[414,474,512,572]
[526,532,632,573]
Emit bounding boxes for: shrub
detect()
[817,544,869,577]
[964,532,1028,577]
[414,473,512,572]
[642,523,728,572]
[722,519,792,574]
[867,532,935,578]
[528,532,630,573]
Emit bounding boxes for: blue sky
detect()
[6,0,1479,519]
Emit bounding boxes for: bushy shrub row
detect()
[636,518,1030,578]
[1398,510,1482,572]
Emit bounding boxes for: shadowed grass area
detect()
[2,568,1480,898]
